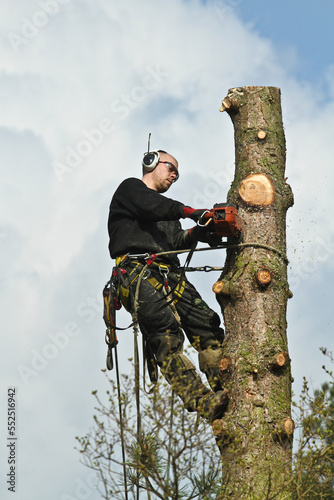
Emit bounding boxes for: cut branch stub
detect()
[256,268,272,287]
[211,419,236,445]
[212,419,224,436]
[274,417,294,441]
[283,418,294,436]
[212,280,242,300]
[257,130,267,140]
[212,280,228,295]
[239,173,275,206]
[219,97,231,112]
[271,351,288,369]
[219,356,232,372]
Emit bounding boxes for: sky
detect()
[0,0,333,498]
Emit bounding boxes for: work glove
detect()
[188,224,222,247]
[198,230,223,247]
[184,207,221,247]
[183,207,209,223]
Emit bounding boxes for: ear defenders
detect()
[142,150,160,172]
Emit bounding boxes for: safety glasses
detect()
[158,161,179,181]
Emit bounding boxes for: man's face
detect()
[150,153,179,193]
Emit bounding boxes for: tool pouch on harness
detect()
[103,271,121,370]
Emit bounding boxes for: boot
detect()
[196,389,229,423]
[198,346,224,392]
[161,352,211,412]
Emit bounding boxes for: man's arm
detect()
[111,178,209,223]
[112,178,185,222]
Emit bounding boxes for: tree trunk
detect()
[213,86,294,499]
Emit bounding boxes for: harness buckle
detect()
[142,268,151,280]
[146,253,157,265]
[158,263,169,274]
[158,264,170,291]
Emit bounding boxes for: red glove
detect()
[183,207,209,222]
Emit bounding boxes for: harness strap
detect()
[114,258,186,387]
[116,257,186,307]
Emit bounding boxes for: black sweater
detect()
[108,178,193,264]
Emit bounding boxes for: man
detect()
[108,148,228,422]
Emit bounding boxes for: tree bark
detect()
[214,86,294,499]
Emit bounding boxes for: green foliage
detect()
[290,350,334,499]
[76,368,222,500]
[76,351,334,499]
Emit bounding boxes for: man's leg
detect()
[171,273,226,392]
[130,272,227,420]
[134,278,210,408]
[155,345,228,422]
[198,341,225,392]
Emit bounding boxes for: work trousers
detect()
[120,261,224,366]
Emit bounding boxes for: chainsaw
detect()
[202,203,242,238]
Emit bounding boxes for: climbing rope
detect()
[166,389,175,484]
[231,242,289,264]
[132,263,150,500]
[185,265,224,272]
[124,240,289,265]
[114,343,129,500]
